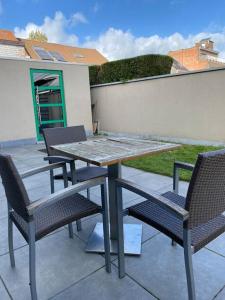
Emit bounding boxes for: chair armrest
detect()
[173,161,194,194]
[20,162,66,179]
[116,178,189,221]
[174,161,195,171]
[44,156,74,163]
[27,176,106,216]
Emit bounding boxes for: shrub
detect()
[89,54,173,85]
[89,65,100,85]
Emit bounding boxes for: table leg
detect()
[70,161,82,232]
[86,162,142,255]
[108,163,121,240]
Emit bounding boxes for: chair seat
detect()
[128,191,225,253]
[54,166,107,182]
[11,194,100,242]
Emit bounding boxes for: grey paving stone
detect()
[0,197,8,220]
[214,285,225,300]
[114,234,225,300]
[130,172,172,191]
[0,230,106,300]
[206,232,225,257]
[52,265,156,300]
[121,165,145,179]
[0,278,10,300]
[157,180,189,198]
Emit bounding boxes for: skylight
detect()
[33,47,67,62]
[33,47,54,61]
[48,51,66,62]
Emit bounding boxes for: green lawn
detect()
[123,144,223,181]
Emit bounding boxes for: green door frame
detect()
[30,69,67,141]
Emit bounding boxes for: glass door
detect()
[30,69,67,141]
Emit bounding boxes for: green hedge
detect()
[89,54,173,85]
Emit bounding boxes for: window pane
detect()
[33,72,60,87]
[40,106,64,122]
[37,89,62,104]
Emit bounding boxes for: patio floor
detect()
[0,144,225,300]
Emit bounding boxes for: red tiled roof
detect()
[0,29,18,41]
[22,39,107,65]
[0,29,107,65]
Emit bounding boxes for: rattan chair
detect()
[116,149,225,300]
[42,125,108,231]
[0,154,111,300]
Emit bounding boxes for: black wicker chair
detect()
[116,149,225,300]
[42,125,108,231]
[0,154,111,300]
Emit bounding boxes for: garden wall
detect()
[91,67,225,144]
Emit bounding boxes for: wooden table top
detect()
[52,137,180,167]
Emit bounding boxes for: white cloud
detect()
[70,12,88,26]
[0,1,3,15]
[83,27,225,61]
[14,11,225,62]
[14,11,88,45]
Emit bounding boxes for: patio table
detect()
[52,137,179,255]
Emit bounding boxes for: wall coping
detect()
[0,55,88,67]
[90,65,225,88]
[99,131,225,147]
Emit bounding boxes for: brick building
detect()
[169,38,225,72]
[0,29,107,65]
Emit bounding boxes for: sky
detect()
[0,0,225,60]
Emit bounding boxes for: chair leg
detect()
[101,182,111,273]
[183,229,196,300]
[87,188,90,199]
[116,185,125,278]
[50,169,54,194]
[70,161,82,232]
[171,240,177,246]
[68,223,74,238]
[62,164,79,235]
[28,221,37,300]
[8,217,15,267]
[76,220,82,232]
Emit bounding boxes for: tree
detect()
[28,30,48,42]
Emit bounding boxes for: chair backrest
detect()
[186,149,225,229]
[42,125,87,156]
[0,154,30,221]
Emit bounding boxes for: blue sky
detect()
[1,0,225,60]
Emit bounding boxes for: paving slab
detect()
[206,232,225,257]
[0,278,10,300]
[129,172,172,192]
[52,265,156,300]
[113,234,225,300]
[214,285,225,300]
[0,229,106,300]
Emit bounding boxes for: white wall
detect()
[0,57,92,144]
[91,68,225,144]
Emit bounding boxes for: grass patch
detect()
[123,144,223,181]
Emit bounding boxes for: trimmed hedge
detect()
[89,54,173,85]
